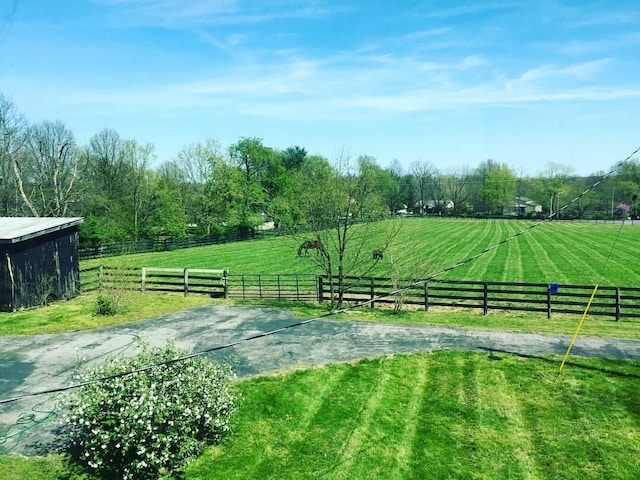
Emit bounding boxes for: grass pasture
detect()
[82,218,640,287]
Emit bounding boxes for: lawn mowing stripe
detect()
[287,366,349,440]
[511,361,603,479]
[463,220,507,280]
[550,225,639,285]
[343,356,434,480]
[281,366,351,475]
[481,221,519,281]
[83,219,640,286]
[390,355,429,480]
[409,353,474,478]
[300,361,383,477]
[501,222,524,282]
[519,226,567,283]
[473,355,541,480]
[326,358,393,477]
[437,220,498,280]
[513,230,547,283]
[538,227,604,285]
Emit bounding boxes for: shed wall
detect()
[0,227,80,311]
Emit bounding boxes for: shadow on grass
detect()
[478,347,640,380]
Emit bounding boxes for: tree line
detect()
[1,92,639,248]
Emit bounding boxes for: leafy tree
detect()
[144,162,189,238]
[203,161,242,231]
[616,160,640,218]
[80,128,131,242]
[470,159,517,215]
[541,162,574,220]
[175,139,225,235]
[272,154,333,229]
[281,145,307,170]
[228,137,280,229]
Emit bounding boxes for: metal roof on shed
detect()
[0,217,83,244]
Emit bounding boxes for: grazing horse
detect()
[298,239,325,256]
[372,249,384,260]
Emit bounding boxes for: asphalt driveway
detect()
[1,305,640,456]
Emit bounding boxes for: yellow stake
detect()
[558,284,599,375]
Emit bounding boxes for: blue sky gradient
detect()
[1,0,639,175]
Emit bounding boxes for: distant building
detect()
[422,200,455,213]
[514,197,543,215]
[0,217,83,312]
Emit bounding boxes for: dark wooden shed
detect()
[0,217,83,312]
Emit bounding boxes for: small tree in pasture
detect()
[293,154,399,309]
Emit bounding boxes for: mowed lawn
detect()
[82,218,640,287]
[3,351,639,480]
[185,351,640,480]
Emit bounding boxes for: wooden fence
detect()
[78,230,260,260]
[318,276,640,320]
[79,267,640,321]
[80,266,316,302]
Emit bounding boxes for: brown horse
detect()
[298,239,325,256]
[372,249,384,260]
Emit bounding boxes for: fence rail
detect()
[226,273,318,301]
[79,267,640,321]
[78,230,261,260]
[318,276,640,321]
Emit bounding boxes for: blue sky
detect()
[1,0,639,176]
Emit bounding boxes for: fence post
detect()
[223,270,229,299]
[141,267,146,292]
[258,274,263,299]
[184,268,189,297]
[99,265,104,290]
[483,282,488,315]
[296,275,300,301]
[278,274,282,299]
[547,284,552,319]
[370,277,375,309]
[424,282,429,311]
[318,276,324,303]
[615,287,621,321]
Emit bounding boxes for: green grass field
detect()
[5,351,637,479]
[82,219,640,287]
[2,219,639,479]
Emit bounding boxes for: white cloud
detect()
[94,0,339,27]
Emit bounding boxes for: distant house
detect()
[0,217,83,312]
[514,197,543,215]
[422,200,455,213]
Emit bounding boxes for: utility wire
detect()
[1,147,639,406]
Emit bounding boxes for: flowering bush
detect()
[66,340,238,479]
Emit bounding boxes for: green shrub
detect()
[65,340,238,479]
[93,295,117,316]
